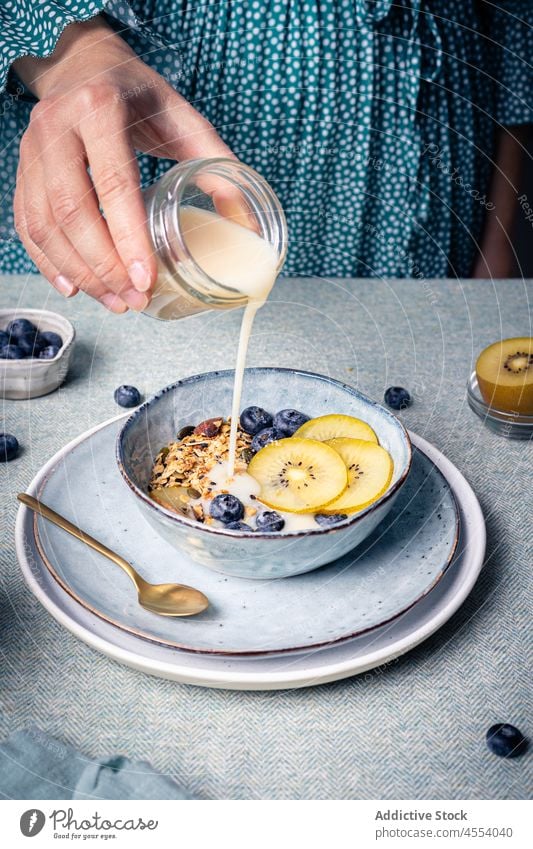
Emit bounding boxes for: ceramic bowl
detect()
[0,308,75,400]
[116,368,412,579]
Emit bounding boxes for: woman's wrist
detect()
[13,16,134,100]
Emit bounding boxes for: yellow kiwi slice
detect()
[476,337,533,414]
[320,438,393,514]
[294,413,378,444]
[247,437,348,513]
[149,486,189,515]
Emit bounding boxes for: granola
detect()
[149,418,252,499]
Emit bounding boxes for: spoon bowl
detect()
[136,578,209,616]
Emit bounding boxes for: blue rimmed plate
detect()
[21,418,458,656]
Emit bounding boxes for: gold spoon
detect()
[17,493,209,617]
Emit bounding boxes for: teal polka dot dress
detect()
[0,1,531,278]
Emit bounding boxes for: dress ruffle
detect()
[0,2,109,93]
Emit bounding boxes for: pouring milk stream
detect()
[178,206,279,475]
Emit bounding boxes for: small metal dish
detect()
[467,371,533,439]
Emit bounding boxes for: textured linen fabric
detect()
[0,275,532,800]
[0,2,532,278]
[0,728,193,799]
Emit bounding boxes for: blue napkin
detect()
[0,728,193,800]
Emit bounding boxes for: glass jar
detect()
[142,158,288,320]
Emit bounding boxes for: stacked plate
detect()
[16,416,485,690]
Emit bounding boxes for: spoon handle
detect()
[17,493,137,585]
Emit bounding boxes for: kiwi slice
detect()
[320,438,393,514]
[247,437,347,513]
[476,337,533,413]
[294,414,378,444]
[150,486,189,515]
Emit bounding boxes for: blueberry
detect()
[39,345,61,360]
[0,331,9,348]
[0,433,19,462]
[256,510,285,532]
[315,513,348,527]
[240,406,273,436]
[38,330,63,349]
[6,318,37,338]
[114,385,142,408]
[273,408,310,436]
[209,494,245,524]
[17,332,45,358]
[251,426,283,454]
[177,425,195,440]
[486,724,528,758]
[1,344,24,359]
[225,521,253,531]
[384,386,411,410]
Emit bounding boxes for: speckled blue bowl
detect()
[116,369,412,579]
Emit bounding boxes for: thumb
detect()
[144,83,236,161]
[144,85,255,228]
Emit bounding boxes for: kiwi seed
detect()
[504,352,533,374]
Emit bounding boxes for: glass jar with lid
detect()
[142,158,288,320]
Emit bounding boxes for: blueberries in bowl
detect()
[6,318,37,339]
[251,426,283,454]
[0,433,19,462]
[0,321,64,360]
[384,386,411,411]
[17,332,45,358]
[240,406,273,435]
[486,724,528,758]
[114,385,142,408]
[273,408,310,436]
[210,494,245,524]
[39,345,61,360]
[315,513,348,527]
[39,330,63,350]
[256,510,285,532]
[1,344,24,359]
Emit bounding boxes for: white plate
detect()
[28,417,458,655]
[16,416,485,690]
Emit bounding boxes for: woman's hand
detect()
[13,16,234,312]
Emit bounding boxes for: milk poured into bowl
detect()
[178,207,279,476]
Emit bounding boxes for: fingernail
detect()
[128,261,152,292]
[121,288,149,311]
[101,293,128,313]
[53,274,76,297]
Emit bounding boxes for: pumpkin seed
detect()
[177,425,195,440]
[240,448,255,465]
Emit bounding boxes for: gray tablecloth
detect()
[1,274,532,800]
